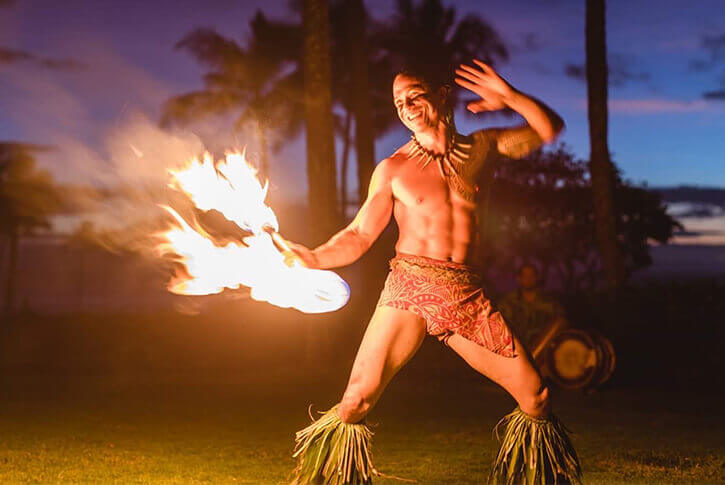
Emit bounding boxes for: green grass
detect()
[0,368,723,484]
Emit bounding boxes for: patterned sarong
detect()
[377,254,515,357]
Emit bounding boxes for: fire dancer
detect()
[288,60,582,484]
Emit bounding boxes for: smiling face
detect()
[392,73,447,134]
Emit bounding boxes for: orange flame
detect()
[156,151,349,313]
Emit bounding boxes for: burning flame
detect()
[156,151,349,314]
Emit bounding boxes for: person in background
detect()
[498,263,568,360]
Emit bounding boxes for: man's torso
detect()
[386,131,495,264]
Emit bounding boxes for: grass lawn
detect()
[2,272,724,483]
[1,354,723,485]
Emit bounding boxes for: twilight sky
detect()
[1,0,724,202]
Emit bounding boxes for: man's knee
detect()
[338,388,373,424]
[519,384,551,417]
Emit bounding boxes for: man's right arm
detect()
[289,158,394,269]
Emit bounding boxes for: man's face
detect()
[392,74,445,133]
[517,266,539,290]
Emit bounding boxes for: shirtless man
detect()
[289,61,581,485]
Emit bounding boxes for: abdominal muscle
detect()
[393,196,478,264]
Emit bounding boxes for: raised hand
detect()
[455,60,514,113]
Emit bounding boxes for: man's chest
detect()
[391,151,490,208]
[391,161,451,208]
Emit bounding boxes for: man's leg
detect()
[447,333,582,483]
[446,334,550,416]
[291,306,426,483]
[338,305,427,423]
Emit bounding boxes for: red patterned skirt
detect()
[376,254,515,358]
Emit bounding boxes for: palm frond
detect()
[175,28,247,72]
[448,15,508,65]
[160,91,241,127]
[248,10,302,63]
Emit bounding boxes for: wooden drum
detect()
[542,329,616,390]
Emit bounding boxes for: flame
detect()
[156,151,349,314]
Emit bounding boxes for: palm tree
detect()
[0,143,63,315]
[342,0,375,210]
[162,12,303,180]
[585,0,625,289]
[329,0,370,215]
[302,0,339,237]
[323,1,389,216]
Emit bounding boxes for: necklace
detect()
[409,130,477,201]
[410,133,454,170]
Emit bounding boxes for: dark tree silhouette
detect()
[0,143,63,314]
[303,0,339,238]
[586,0,625,289]
[162,12,303,180]
[483,146,680,293]
[342,0,375,209]
[330,0,374,215]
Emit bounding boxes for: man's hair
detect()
[394,63,451,92]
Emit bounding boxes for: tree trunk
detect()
[303,0,339,240]
[347,0,375,205]
[4,227,18,316]
[585,0,625,289]
[255,120,269,182]
[340,111,353,218]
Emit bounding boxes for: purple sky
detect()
[1,0,724,202]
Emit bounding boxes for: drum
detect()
[543,329,616,390]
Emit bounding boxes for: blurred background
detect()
[0,0,724,483]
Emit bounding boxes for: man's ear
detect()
[438,84,451,102]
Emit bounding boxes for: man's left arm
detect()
[493,91,564,159]
[455,60,564,159]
